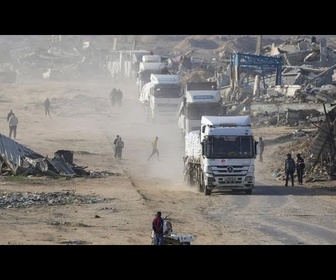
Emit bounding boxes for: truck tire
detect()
[204,187,211,195]
[197,173,204,192]
[245,189,253,195]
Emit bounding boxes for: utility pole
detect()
[256,35,263,55]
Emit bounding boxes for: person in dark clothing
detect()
[116,89,123,107]
[44,98,51,116]
[7,109,14,122]
[285,153,296,187]
[110,88,118,107]
[296,153,305,185]
[152,211,164,245]
[113,135,120,158]
[115,136,124,159]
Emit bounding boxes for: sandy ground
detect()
[0,75,332,245]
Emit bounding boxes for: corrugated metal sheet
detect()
[0,133,78,177]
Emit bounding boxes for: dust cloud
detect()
[0,67,189,192]
[71,76,188,190]
[108,79,187,189]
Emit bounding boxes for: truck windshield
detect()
[153,85,182,98]
[204,135,254,158]
[186,104,223,120]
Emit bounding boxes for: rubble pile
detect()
[180,70,209,86]
[256,118,336,182]
[0,191,113,208]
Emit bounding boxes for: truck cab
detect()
[177,82,225,139]
[136,55,165,95]
[200,115,257,195]
[184,115,258,196]
[140,74,183,123]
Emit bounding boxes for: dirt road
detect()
[1,76,336,245]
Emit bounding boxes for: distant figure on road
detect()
[7,109,14,122]
[116,89,123,107]
[284,153,295,187]
[113,135,120,158]
[115,136,124,159]
[296,153,305,185]
[110,88,118,107]
[44,98,51,116]
[258,137,265,162]
[8,113,18,139]
[147,136,160,161]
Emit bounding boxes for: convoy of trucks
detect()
[183,115,258,195]
[177,82,225,139]
[136,55,166,95]
[139,73,183,123]
[108,48,259,196]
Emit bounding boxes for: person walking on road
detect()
[116,89,123,107]
[8,113,18,139]
[152,211,164,245]
[285,153,296,187]
[44,98,51,116]
[115,136,124,159]
[110,88,117,107]
[296,153,305,185]
[147,136,160,161]
[113,135,120,158]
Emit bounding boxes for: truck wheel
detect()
[198,173,204,192]
[204,188,211,195]
[245,189,252,195]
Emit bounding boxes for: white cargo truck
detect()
[177,82,225,139]
[136,55,165,95]
[183,115,258,195]
[139,73,183,123]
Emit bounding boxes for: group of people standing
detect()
[110,88,123,107]
[284,153,305,186]
[257,136,305,186]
